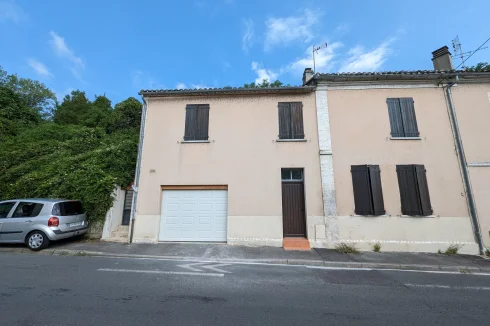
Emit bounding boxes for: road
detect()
[0,253,489,326]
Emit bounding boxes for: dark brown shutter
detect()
[396,165,422,215]
[351,165,374,215]
[387,99,404,137]
[196,104,209,140]
[415,165,432,215]
[278,102,292,139]
[400,98,419,137]
[368,165,385,215]
[184,105,198,140]
[291,102,304,139]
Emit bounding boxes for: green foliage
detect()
[373,243,381,252]
[485,249,490,257]
[243,79,289,88]
[335,242,360,254]
[466,62,490,72]
[438,244,460,255]
[107,97,142,133]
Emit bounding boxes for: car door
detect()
[1,202,44,242]
[0,202,17,242]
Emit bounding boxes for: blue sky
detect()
[1,0,489,103]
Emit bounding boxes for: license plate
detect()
[69,222,83,228]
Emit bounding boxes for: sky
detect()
[1,0,489,104]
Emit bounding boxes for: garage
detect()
[159,188,228,242]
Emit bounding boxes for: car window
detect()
[52,201,84,216]
[12,202,44,218]
[0,202,16,218]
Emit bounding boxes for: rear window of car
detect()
[52,201,84,216]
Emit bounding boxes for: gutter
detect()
[444,82,485,254]
[129,96,148,244]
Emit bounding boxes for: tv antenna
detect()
[312,42,328,73]
[452,35,488,70]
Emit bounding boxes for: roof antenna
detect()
[312,42,328,73]
[452,35,488,70]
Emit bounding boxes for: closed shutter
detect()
[414,165,432,215]
[196,105,210,140]
[278,102,292,139]
[184,105,198,140]
[291,102,305,139]
[387,99,404,137]
[396,165,422,215]
[368,165,385,215]
[400,98,419,137]
[351,165,373,215]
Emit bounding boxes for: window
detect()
[278,102,304,140]
[351,165,385,215]
[396,165,432,216]
[52,201,84,216]
[184,104,210,141]
[387,98,419,137]
[0,202,16,218]
[281,168,303,181]
[12,202,44,218]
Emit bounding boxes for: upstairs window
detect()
[278,102,304,140]
[387,98,419,138]
[184,104,210,141]
[396,165,433,216]
[351,165,385,216]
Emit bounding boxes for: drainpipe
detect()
[444,83,485,255]
[129,96,148,243]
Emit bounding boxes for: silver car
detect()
[0,199,89,250]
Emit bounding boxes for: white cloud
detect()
[49,31,85,80]
[27,58,53,78]
[242,19,255,53]
[176,82,187,89]
[264,9,322,51]
[287,42,343,74]
[55,87,74,102]
[251,61,277,84]
[339,40,393,72]
[0,1,27,24]
[131,70,165,90]
[191,82,210,89]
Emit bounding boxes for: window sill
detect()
[180,140,210,143]
[390,137,422,140]
[276,139,307,142]
[400,215,437,218]
[353,214,391,217]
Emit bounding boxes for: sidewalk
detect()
[2,240,490,273]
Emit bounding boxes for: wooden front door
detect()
[281,180,306,237]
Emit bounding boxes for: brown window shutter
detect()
[414,165,432,216]
[368,165,385,215]
[351,165,374,215]
[291,102,305,139]
[396,165,422,215]
[400,98,419,137]
[278,102,292,139]
[196,104,209,140]
[184,104,198,140]
[387,98,404,137]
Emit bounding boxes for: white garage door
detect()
[159,190,228,242]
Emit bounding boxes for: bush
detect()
[335,243,360,254]
[373,243,381,252]
[438,244,460,255]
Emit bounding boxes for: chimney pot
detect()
[431,46,454,71]
[302,68,314,85]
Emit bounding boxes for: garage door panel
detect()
[159,190,228,242]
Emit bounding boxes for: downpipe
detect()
[445,84,485,255]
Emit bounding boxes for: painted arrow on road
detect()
[177,262,232,274]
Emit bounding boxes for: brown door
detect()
[281,182,306,237]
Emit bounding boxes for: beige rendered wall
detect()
[323,86,478,254]
[133,93,324,246]
[451,83,490,248]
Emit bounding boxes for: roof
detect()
[140,86,316,97]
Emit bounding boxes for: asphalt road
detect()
[1,253,489,326]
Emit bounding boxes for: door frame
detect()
[281,168,307,238]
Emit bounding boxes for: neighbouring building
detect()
[303,46,489,254]
[130,87,324,248]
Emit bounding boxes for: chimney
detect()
[302,68,314,85]
[432,46,454,71]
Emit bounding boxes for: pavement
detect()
[1,239,490,272]
[1,252,490,325]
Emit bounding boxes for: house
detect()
[303,46,490,254]
[130,86,323,248]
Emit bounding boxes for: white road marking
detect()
[405,283,490,291]
[177,263,206,272]
[177,262,232,273]
[97,268,223,277]
[201,264,232,273]
[306,266,490,276]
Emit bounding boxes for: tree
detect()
[467,62,490,72]
[107,97,142,133]
[0,66,56,118]
[243,79,287,88]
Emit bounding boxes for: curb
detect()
[2,247,489,273]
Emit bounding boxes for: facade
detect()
[131,87,324,247]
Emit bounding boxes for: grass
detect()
[373,243,381,253]
[438,244,460,255]
[460,268,472,274]
[485,249,490,257]
[335,242,360,254]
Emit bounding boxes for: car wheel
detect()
[26,231,50,251]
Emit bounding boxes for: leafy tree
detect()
[107,97,142,133]
[243,79,287,88]
[467,62,490,72]
[0,66,56,118]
